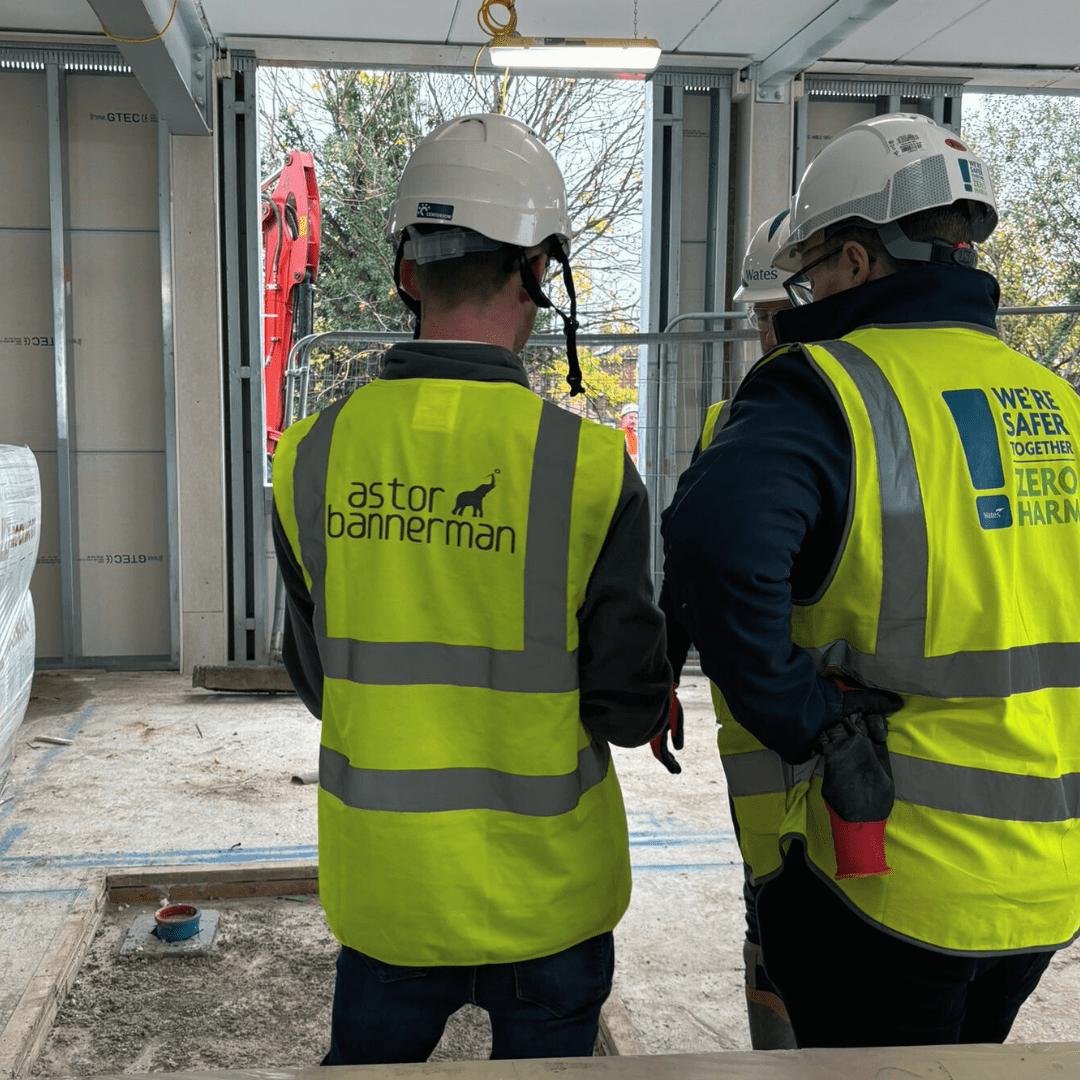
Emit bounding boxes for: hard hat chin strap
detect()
[876,221,979,269]
[517,248,583,397]
[392,241,423,339]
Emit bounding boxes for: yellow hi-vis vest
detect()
[273,377,632,967]
[699,400,730,454]
[716,327,1080,955]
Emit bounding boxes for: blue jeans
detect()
[322,931,614,1065]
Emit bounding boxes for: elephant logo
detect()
[452,470,500,518]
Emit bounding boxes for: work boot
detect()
[743,940,797,1050]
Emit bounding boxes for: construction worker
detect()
[657,210,797,1050]
[272,113,672,1065]
[661,113,1080,1047]
[736,208,793,354]
[619,402,638,466]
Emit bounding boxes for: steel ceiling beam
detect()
[84,0,212,135]
[755,0,902,96]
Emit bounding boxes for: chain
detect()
[634,0,639,38]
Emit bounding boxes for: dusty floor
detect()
[4,669,1080,1077]
[32,897,494,1075]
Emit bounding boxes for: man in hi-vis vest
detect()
[662,113,1080,1047]
[659,209,797,1051]
[272,113,672,1065]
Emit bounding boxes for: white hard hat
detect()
[388,113,586,398]
[620,402,638,416]
[386,113,572,258]
[732,210,790,303]
[773,113,998,272]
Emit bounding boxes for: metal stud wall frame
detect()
[0,42,178,668]
[218,50,270,664]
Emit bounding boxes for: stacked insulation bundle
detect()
[0,445,39,806]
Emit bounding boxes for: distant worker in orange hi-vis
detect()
[620,402,638,466]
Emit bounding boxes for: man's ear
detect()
[400,257,421,300]
[843,241,873,286]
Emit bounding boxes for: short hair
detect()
[823,204,977,274]
[411,225,522,309]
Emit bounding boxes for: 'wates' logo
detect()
[327,469,516,554]
[975,495,1013,530]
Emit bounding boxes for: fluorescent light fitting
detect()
[488,35,661,72]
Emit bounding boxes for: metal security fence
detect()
[278,322,759,603]
[274,301,1080,631]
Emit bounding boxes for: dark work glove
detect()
[817,687,903,879]
[651,686,685,774]
[817,689,902,821]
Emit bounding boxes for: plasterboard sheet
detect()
[0,71,49,230]
[680,92,713,245]
[69,230,164,454]
[0,229,56,451]
[29,450,61,659]
[805,99,876,166]
[75,450,169,657]
[66,75,159,233]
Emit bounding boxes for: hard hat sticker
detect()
[958,159,988,196]
[887,133,924,156]
[416,202,454,221]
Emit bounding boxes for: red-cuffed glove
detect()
[818,687,903,879]
[651,686,684,774]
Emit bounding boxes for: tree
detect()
[963,95,1080,387]
[258,66,645,420]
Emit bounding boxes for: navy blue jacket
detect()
[660,265,1001,762]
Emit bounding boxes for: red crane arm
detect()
[261,150,321,454]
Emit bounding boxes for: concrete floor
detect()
[2,669,1079,1071]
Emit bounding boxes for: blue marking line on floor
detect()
[0,843,320,871]
[30,703,100,776]
[1,704,103,830]
[0,828,738,874]
[628,831,734,848]
[0,823,27,856]
[0,887,89,902]
[632,862,739,874]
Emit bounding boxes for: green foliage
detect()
[963,96,1080,387]
[258,67,645,414]
[261,69,423,335]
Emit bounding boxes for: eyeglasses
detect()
[746,305,790,332]
[783,246,843,307]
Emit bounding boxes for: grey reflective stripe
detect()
[705,400,732,449]
[318,638,574,694]
[823,340,928,660]
[720,749,786,798]
[802,339,1080,697]
[292,395,582,692]
[320,740,611,817]
[892,755,1080,823]
[805,638,1080,699]
[722,750,1080,824]
[292,396,351,640]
